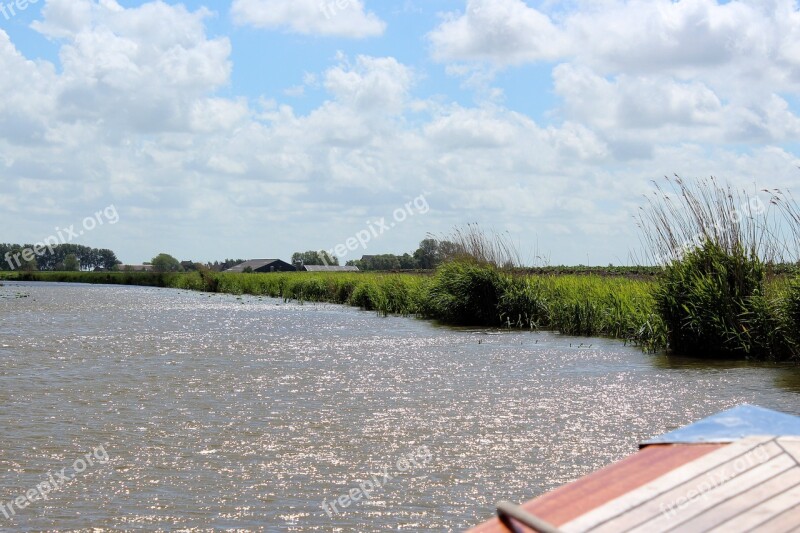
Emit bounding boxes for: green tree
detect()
[291,250,339,266]
[96,249,120,270]
[414,239,440,269]
[151,253,183,272]
[63,254,80,271]
[371,254,402,270]
[21,257,37,272]
[399,253,417,270]
[438,240,463,262]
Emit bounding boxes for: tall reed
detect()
[436,223,522,268]
[636,176,780,266]
[638,176,800,360]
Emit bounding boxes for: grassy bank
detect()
[8,267,667,350]
[9,262,799,360]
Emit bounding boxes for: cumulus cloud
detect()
[553,65,724,131]
[428,0,568,65]
[429,0,800,82]
[324,55,414,114]
[2,0,799,265]
[553,64,800,147]
[429,0,800,162]
[231,0,386,38]
[0,31,57,145]
[566,0,800,85]
[31,0,232,134]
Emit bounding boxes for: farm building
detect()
[225,259,296,273]
[302,265,359,272]
[119,264,154,272]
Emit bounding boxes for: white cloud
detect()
[553,64,800,147]
[324,55,415,116]
[231,0,386,38]
[428,0,568,65]
[553,64,722,130]
[31,0,232,134]
[2,1,799,265]
[424,106,520,150]
[565,0,800,89]
[429,0,800,87]
[429,1,800,161]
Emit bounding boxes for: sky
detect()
[2,0,800,266]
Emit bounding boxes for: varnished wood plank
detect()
[675,463,800,532]
[777,437,800,466]
[712,471,800,533]
[465,443,724,533]
[750,499,800,533]
[603,444,790,533]
[561,437,774,533]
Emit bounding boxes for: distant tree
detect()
[63,254,80,271]
[292,250,339,266]
[151,253,182,272]
[180,261,201,272]
[372,254,401,270]
[321,251,339,266]
[414,239,440,269]
[438,240,463,262]
[96,249,120,270]
[399,253,417,270]
[347,254,411,271]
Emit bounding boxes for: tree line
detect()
[0,236,469,274]
[289,239,463,271]
[1,243,120,271]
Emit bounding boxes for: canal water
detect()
[0,281,798,531]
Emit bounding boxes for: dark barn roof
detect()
[225,259,296,273]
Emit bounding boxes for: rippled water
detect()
[0,281,798,531]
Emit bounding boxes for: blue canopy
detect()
[643,404,800,446]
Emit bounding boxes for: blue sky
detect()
[2,0,800,265]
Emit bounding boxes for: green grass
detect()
[501,274,667,351]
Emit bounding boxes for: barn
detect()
[302,265,360,272]
[225,259,296,273]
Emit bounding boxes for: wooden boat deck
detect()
[468,437,800,532]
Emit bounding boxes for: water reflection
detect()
[651,353,800,394]
[0,281,798,532]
